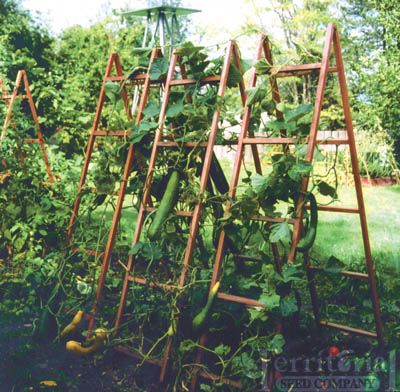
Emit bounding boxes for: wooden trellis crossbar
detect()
[111,40,264,384]
[0,70,54,183]
[190,23,383,390]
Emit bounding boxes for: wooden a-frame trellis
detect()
[66,52,134,249]
[0,70,54,183]
[81,45,256,337]
[190,23,383,390]
[107,40,271,384]
[69,24,383,390]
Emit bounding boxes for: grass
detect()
[314,185,400,269]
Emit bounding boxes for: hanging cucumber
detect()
[192,281,220,334]
[147,170,180,241]
[210,155,229,194]
[297,192,318,253]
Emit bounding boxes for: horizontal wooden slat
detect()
[267,63,337,77]
[24,138,40,143]
[170,75,221,86]
[0,94,28,100]
[157,140,237,148]
[105,76,125,82]
[127,275,177,291]
[319,320,378,339]
[251,215,297,224]
[313,205,359,214]
[158,141,208,148]
[242,137,349,145]
[307,265,369,280]
[93,130,131,137]
[217,292,263,308]
[129,74,221,86]
[144,206,194,217]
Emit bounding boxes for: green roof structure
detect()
[122,4,200,53]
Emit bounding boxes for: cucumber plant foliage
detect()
[0,40,344,391]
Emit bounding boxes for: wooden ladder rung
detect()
[93,130,131,137]
[157,141,208,148]
[128,275,177,291]
[319,320,378,339]
[313,205,360,214]
[242,137,349,145]
[127,74,222,86]
[269,63,337,77]
[217,292,263,308]
[157,140,237,148]
[105,76,125,82]
[0,94,28,100]
[24,138,40,143]
[144,206,194,218]
[170,75,221,86]
[251,215,297,224]
[307,265,369,280]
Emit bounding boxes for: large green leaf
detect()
[246,85,268,106]
[104,81,120,104]
[259,293,281,310]
[317,180,338,198]
[251,173,269,194]
[143,102,160,118]
[269,221,291,243]
[227,62,242,87]
[284,103,313,123]
[324,255,345,274]
[255,58,272,75]
[149,57,169,80]
[129,121,158,144]
[166,100,184,118]
[288,160,312,181]
[280,296,298,316]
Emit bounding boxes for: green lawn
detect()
[314,185,400,269]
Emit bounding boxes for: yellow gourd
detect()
[66,328,107,356]
[60,310,84,337]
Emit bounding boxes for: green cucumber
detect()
[297,192,318,252]
[210,155,229,194]
[147,170,180,241]
[192,282,220,334]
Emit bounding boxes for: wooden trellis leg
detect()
[0,70,54,183]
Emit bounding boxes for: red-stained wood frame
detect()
[190,23,383,391]
[0,70,54,183]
